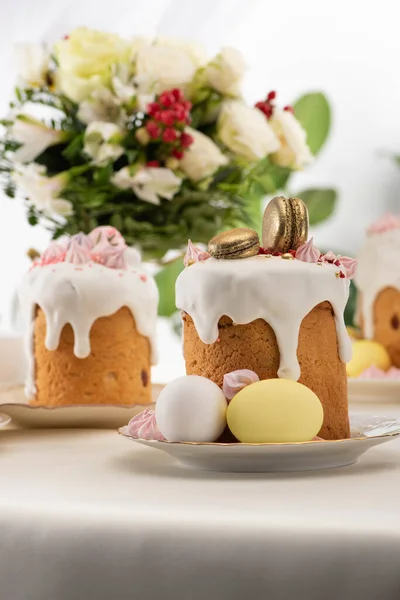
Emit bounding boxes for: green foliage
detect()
[0,83,336,267]
[293,92,331,155]
[296,188,337,225]
[155,258,185,317]
[344,280,358,327]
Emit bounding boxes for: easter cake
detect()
[355,214,400,368]
[19,227,158,407]
[176,197,357,441]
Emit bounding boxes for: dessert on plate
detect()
[19,227,158,407]
[355,214,400,368]
[175,196,357,440]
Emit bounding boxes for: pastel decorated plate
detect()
[119,414,400,473]
[0,385,162,429]
[348,379,400,403]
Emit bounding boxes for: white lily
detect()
[12,163,72,217]
[14,43,50,87]
[83,122,124,166]
[112,166,182,205]
[11,115,70,163]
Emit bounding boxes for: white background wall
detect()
[1,0,399,328]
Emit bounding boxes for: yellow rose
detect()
[55,27,130,103]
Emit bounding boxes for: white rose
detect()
[112,167,182,205]
[136,40,204,95]
[218,100,280,162]
[12,163,72,217]
[205,47,246,96]
[179,127,228,182]
[269,107,313,169]
[11,115,70,163]
[14,43,50,87]
[83,122,124,166]
[154,37,207,66]
[55,27,130,103]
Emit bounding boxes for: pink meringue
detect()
[222,369,260,401]
[127,409,165,440]
[64,238,91,265]
[89,226,125,248]
[337,255,357,279]
[184,240,211,267]
[295,238,321,263]
[367,213,400,234]
[91,243,127,269]
[40,241,67,266]
[358,365,400,380]
[319,251,357,280]
[70,232,93,250]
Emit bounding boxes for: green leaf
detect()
[344,280,358,327]
[394,156,400,167]
[292,92,331,155]
[62,134,84,161]
[297,188,337,225]
[155,258,185,317]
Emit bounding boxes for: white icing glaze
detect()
[20,262,159,399]
[355,228,400,338]
[176,255,352,381]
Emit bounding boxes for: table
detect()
[1,407,400,600]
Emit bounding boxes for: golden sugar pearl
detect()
[208,228,260,260]
[227,379,323,443]
[187,259,195,267]
[281,253,295,260]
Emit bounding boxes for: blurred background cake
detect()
[176,198,356,440]
[19,227,158,407]
[355,214,400,368]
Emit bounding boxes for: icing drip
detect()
[176,256,352,381]
[20,262,159,399]
[355,227,400,338]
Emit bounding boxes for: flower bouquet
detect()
[0,28,335,314]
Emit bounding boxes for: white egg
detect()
[155,375,227,442]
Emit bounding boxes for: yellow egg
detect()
[346,340,391,377]
[226,379,323,443]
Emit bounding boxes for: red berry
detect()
[146,160,160,167]
[267,90,276,101]
[180,132,194,148]
[160,110,176,126]
[255,101,266,111]
[146,121,161,139]
[284,105,294,113]
[171,88,184,102]
[182,100,192,111]
[162,128,177,143]
[153,111,163,121]
[159,91,175,107]
[173,105,187,122]
[172,149,184,159]
[147,102,160,116]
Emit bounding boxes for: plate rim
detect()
[118,417,400,447]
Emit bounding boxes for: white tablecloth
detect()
[1,407,400,600]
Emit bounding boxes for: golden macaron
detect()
[208,228,260,259]
[262,196,308,253]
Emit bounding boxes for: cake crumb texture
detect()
[183,301,349,440]
[32,306,152,406]
[372,287,400,368]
